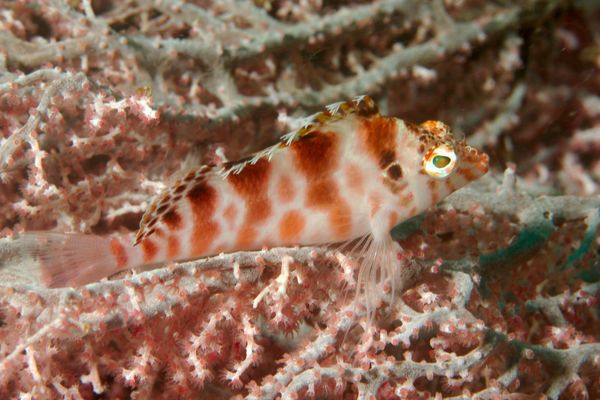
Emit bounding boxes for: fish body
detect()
[27,96,488,301]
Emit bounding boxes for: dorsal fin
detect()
[134,165,212,245]
[281,94,379,145]
[219,95,379,177]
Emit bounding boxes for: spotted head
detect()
[378,118,489,213]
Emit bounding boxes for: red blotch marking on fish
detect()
[227,159,273,248]
[280,210,305,242]
[291,131,338,178]
[457,166,477,181]
[345,163,364,193]
[291,132,337,206]
[236,225,256,248]
[291,131,352,238]
[369,194,382,218]
[359,116,398,167]
[277,175,296,203]
[229,158,272,224]
[162,209,182,230]
[141,239,158,262]
[388,211,400,229]
[167,236,179,258]
[110,238,128,268]
[187,181,220,256]
[223,204,238,228]
[306,179,336,207]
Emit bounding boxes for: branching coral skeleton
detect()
[1,0,599,398]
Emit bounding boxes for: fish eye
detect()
[424,145,456,178]
[432,155,451,168]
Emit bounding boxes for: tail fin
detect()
[18,233,121,288]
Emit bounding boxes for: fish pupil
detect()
[432,155,451,168]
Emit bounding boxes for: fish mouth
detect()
[458,147,489,179]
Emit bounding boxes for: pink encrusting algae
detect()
[0,1,599,399]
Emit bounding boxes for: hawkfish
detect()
[21,95,488,309]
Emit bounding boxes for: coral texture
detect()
[0,0,599,399]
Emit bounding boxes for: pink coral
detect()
[0,0,599,399]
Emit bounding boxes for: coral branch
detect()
[1,0,599,398]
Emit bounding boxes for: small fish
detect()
[20,96,488,308]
